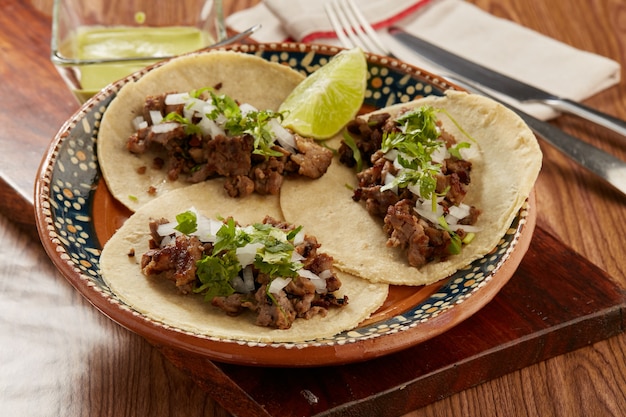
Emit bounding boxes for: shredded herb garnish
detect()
[449,141,471,159]
[174,210,198,235]
[379,106,472,202]
[195,253,239,300]
[162,112,202,136]
[160,87,289,158]
[203,90,286,157]
[170,211,304,300]
[379,106,444,200]
[437,216,462,255]
[342,130,363,172]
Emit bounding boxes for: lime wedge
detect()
[279,47,367,139]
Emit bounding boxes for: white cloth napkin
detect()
[227,0,621,120]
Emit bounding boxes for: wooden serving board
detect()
[155,224,626,417]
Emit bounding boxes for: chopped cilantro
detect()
[379,106,474,202]
[212,217,246,254]
[172,211,305,300]
[189,86,213,99]
[156,88,290,159]
[206,92,242,130]
[174,210,197,234]
[203,91,286,157]
[162,112,202,136]
[381,106,440,152]
[342,130,363,172]
[437,216,462,255]
[380,106,444,199]
[286,225,303,241]
[449,141,471,159]
[194,252,239,300]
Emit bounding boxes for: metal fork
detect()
[324,0,626,196]
[324,0,395,57]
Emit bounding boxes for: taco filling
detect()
[138,208,347,330]
[279,91,542,286]
[126,88,333,198]
[338,105,481,268]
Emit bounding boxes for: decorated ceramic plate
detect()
[34,43,536,367]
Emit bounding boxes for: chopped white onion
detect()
[448,203,471,220]
[242,266,256,292]
[194,215,222,242]
[165,92,190,105]
[132,116,147,130]
[383,172,398,194]
[182,98,207,121]
[393,156,404,170]
[298,269,320,280]
[149,110,163,125]
[160,235,175,247]
[156,221,179,237]
[384,149,398,161]
[186,97,207,113]
[298,269,327,294]
[268,277,292,294]
[230,275,246,293]
[459,144,478,160]
[239,102,257,115]
[214,113,228,126]
[236,242,263,267]
[269,118,296,152]
[151,122,179,134]
[293,229,305,246]
[202,103,216,115]
[197,116,225,138]
[318,270,333,280]
[444,214,458,226]
[414,199,444,225]
[407,183,422,198]
[291,251,305,262]
[430,144,449,164]
[308,277,329,293]
[208,218,225,237]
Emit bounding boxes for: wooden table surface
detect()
[2,0,626,416]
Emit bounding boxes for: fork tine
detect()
[336,0,373,50]
[344,0,392,56]
[325,0,366,50]
[325,0,393,56]
[324,0,354,49]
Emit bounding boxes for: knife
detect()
[388,27,626,139]
[444,75,626,197]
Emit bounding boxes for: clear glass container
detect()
[51,0,226,103]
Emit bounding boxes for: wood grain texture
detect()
[158,226,625,416]
[2,0,626,416]
[405,1,626,415]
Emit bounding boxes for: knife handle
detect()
[542,98,626,139]
[518,112,626,197]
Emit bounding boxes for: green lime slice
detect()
[279,47,367,140]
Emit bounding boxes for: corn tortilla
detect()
[97,50,306,212]
[279,90,542,286]
[99,181,389,343]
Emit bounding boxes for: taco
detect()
[99,181,389,343]
[98,50,334,212]
[279,90,542,286]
